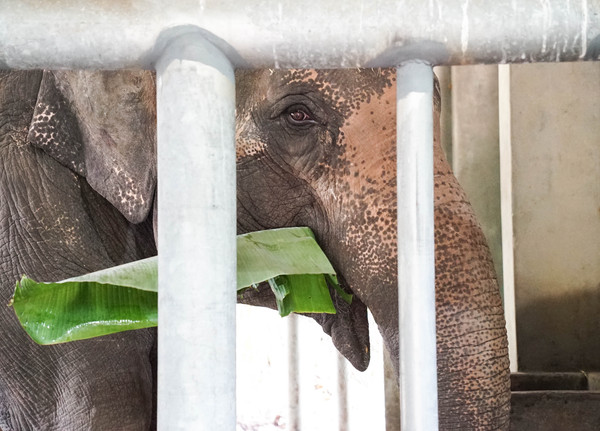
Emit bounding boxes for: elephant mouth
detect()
[237,274,370,371]
[306,274,370,371]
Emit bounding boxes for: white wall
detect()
[236,305,385,431]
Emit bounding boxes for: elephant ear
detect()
[28,70,157,224]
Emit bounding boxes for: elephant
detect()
[0,70,158,430]
[235,69,511,430]
[0,68,510,430]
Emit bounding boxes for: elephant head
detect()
[235,69,511,430]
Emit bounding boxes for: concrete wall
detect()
[442,62,600,372]
[511,62,600,371]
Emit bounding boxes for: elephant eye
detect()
[285,106,317,127]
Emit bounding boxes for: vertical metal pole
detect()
[288,314,300,430]
[396,62,439,431]
[156,32,236,430]
[498,64,519,372]
[336,352,348,431]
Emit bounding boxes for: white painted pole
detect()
[288,314,300,431]
[396,62,439,431]
[156,30,236,430]
[498,64,519,373]
[337,352,349,430]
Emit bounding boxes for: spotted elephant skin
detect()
[235,69,511,430]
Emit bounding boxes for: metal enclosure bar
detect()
[1,0,598,70]
[396,63,439,431]
[288,314,300,430]
[498,64,519,373]
[156,32,236,429]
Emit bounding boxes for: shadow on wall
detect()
[517,285,600,372]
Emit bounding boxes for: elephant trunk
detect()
[432,139,511,429]
[367,127,511,430]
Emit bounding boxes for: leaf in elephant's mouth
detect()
[9,227,351,345]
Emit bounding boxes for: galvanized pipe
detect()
[156,30,236,430]
[396,63,439,431]
[1,0,598,70]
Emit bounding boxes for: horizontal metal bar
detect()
[1,0,598,70]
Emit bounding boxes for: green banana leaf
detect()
[10,227,350,345]
[12,275,158,345]
[237,227,352,311]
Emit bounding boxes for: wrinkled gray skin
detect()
[0,69,509,430]
[0,70,157,431]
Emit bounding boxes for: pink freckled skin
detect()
[235,69,510,430]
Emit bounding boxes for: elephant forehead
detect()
[269,69,395,119]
